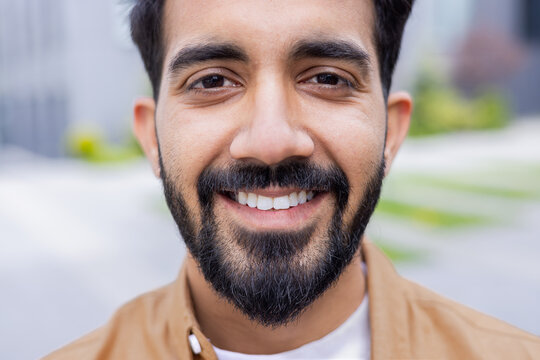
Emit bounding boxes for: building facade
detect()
[0,0,146,157]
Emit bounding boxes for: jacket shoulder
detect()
[403,278,540,358]
[42,283,176,360]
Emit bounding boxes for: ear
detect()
[384,91,412,177]
[133,97,161,178]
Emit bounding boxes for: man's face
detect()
[146,0,394,325]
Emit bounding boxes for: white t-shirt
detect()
[213,293,370,360]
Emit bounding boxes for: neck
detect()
[186,249,366,355]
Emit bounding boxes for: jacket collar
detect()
[363,240,412,358]
[168,261,218,359]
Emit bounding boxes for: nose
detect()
[229,77,314,166]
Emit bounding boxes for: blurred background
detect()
[0,0,539,358]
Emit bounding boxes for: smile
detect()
[218,188,328,230]
[225,190,318,211]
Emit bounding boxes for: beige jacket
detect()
[45,241,540,359]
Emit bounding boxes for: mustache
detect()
[197,160,350,208]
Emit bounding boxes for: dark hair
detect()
[130,0,414,101]
[373,0,415,98]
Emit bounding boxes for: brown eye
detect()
[201,75,224,88]
[190,74,239,90]
[316,73,340,85]
[304,72,352,87]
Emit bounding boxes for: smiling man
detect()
[45,0,540,359]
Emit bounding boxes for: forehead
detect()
[162,0,376,62]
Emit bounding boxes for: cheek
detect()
[301,99,385,219]
[337,123,384,226]
[156,101,239,206]
[303,99,386,173]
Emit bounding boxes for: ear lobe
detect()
[133,97,160,178]
[384,91,412,176]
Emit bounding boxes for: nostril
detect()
[230,138,313,166]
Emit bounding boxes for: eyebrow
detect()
[167,43,248,76]
[167,39,372,79]
[290,39,372,73]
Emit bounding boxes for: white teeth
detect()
[234,190,316,210]
[238,191,248,205]
[247,193,258,208]
[273,195,290,210]
[257,195,273,210]
[288,192,298,207]
[298,191,307,204]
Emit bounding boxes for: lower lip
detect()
[218,192,329,231]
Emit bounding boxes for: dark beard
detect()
[160,157,385,326]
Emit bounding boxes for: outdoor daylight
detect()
[1,0,539,359]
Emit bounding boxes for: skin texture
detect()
[133,0,412,354]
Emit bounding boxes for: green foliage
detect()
[403,175,536,200]
[410,73,509,136]
[375,199,489,228]
[68,129,103,158]
[373,240,425,263]
[66,126,143,163]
